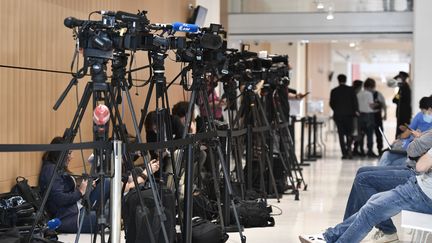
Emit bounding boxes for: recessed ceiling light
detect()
[326,13,334,20]
[317,2,324,9]
[349,42,356,47]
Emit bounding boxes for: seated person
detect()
[39,137,110,233]
[379,96,432,166]
[40,136,160,234]
[299,147,432,243]
[341,129,432,242]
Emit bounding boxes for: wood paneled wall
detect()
[0,0,194,192]
[306,43,332,115]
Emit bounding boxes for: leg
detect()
[347,168,414,234]
[329,177,432,243]
[334,117,348,157]
[343,165,409,220]
[378,151,407,167]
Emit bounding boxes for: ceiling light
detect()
[326,6,334,20]
[317,2,324,9]
[349,42,356,47]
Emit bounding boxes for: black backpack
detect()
[230,199,275,228]
[191,217,228,243]
[123,185,176,243]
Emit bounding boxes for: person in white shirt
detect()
[357,79,378,157]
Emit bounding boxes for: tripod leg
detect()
[208,147,226,230]
[28,82,94,243]
[200,90,246,243]
[251,106,280,201]
[109,86,162,243]
[183,143,194,243]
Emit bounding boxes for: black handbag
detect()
[192,217,228,243]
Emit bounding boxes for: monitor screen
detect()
[191,5,208,27]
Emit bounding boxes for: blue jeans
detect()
[325,176,432,243]
[343,166,415,234]
[378,151,407,166]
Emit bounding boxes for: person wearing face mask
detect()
[379,96,432,166]
[392,71,412,138]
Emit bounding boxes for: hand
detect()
[355,111,360,117]
[399,125,407,132]
[412,130,422,138]
[190,121,197,134]
[79,179,88,196]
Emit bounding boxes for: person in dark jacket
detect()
[393,71,412,138]
[39,137,109,233]
[330,74,359,159]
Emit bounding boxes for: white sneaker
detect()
[299,234,327,243]
[371,230,399,243]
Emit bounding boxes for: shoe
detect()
[299,234,327,243]
[371,230,399,243]
[367,151,379,158]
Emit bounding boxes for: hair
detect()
[337,74,347,84]
[352,80,363,91]
[42,136,65,163]
[364,78,376,89]
[172,101,189,118]
[419,96,432,110]
[144,111,158,132]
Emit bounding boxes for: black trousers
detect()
[333,115,354,156]
[374,112,384,153]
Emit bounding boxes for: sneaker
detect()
[299,234,327,243]
[371,230,399,243]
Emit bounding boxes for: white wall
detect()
[412,0,432,113]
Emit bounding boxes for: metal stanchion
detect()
[111,140,122,243]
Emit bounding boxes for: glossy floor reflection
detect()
[59,139,417,243]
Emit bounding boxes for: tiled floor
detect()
[58,137,419,243]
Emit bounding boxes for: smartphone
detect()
[404,123,413,132]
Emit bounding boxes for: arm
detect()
[416,148,432,173]
[407,130,432,158]
[329,90,335,110]
[41,164,82,207]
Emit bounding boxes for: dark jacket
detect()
[330,84,358,117]
[39,161,80,231]
[393,81,412,122]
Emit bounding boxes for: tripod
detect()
[270,85,307,195]
[173,59,246,243]
[232,82,281,202]
[29,47,167,243]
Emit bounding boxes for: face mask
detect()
[423,113,432,123]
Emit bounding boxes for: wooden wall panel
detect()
[306,43,332,115]
[0,0,195,192]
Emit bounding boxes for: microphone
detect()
[172,22,200,33]
[47,218,61,230]
[221,58,229,75]
[64,17,85,29]
[93,104,110,126]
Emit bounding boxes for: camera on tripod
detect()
[176,23,224,63]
